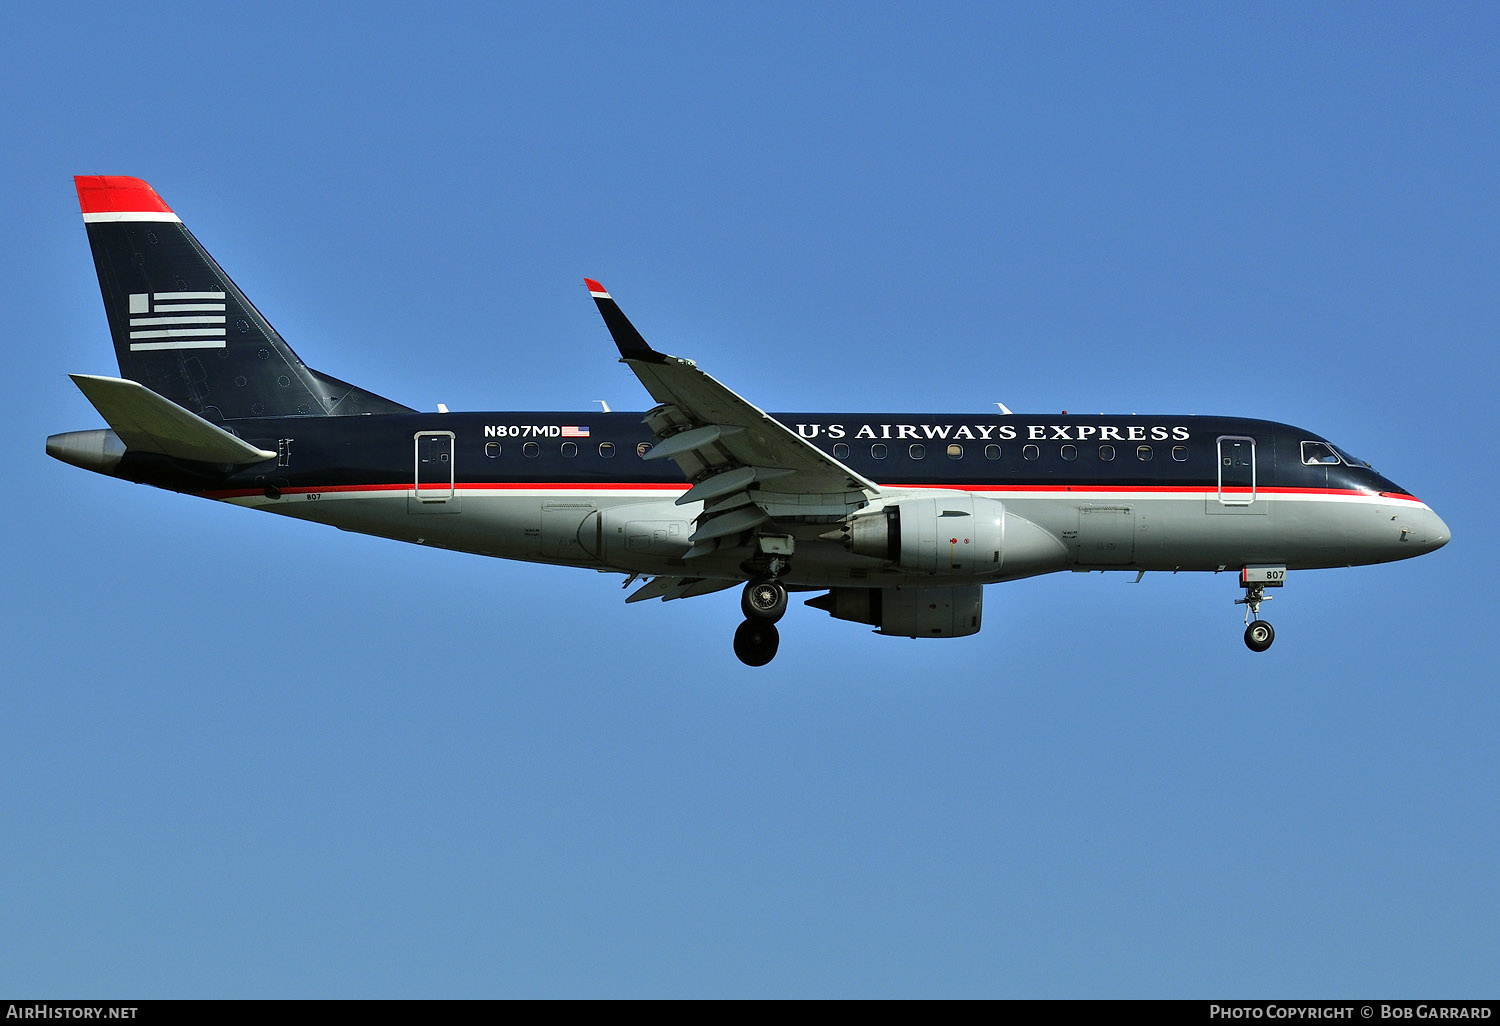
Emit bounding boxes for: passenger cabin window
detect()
[947,443,963,460]
[1023,444,1039,461]
[598,441,615,458]
[833,442,850,459]
[871,443,887,459]
[523,441,539,458]
[636,442,652,457]
[1302,441,1341,465]
[910,444,925,459]
[1137,445,1153,461]
[1060,444,1077,461]
[484,441,501,458]
[561,442,577,457]
[1172,445,1189,462]
[1099,445,1115,461]
[984,444,1001,460]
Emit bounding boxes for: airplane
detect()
[48,176,1452,666]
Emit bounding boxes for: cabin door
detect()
[1213,435,1260,513]
[411,430,460,513]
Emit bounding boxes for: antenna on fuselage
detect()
[994,402,1013,415]
[595,400,612,413]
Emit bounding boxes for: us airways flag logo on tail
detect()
[126,291,227,351]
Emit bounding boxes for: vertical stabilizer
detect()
[75,176,412,420]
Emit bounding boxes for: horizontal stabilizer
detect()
[69,374,276,464]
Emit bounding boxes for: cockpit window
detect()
[1301,441,1342,466]
[1331,444,1373,470]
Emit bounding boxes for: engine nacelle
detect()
[807,585,984,638]
[829,494,1064,577]
[836,495,1004,572]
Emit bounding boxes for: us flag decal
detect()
[126,291,227,351]
[561,425,590,438]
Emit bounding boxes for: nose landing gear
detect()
[1235,565,1285,652]
[1244,618,1275,653]
[734,576,788,666]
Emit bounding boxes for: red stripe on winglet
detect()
[584,278,607,294]
[74,175,174,215]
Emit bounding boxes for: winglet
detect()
[584,278,666,363]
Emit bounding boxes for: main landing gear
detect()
[1235,565,1285,652]
[733,578,788,667]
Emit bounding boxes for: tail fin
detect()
[75,176,412,420]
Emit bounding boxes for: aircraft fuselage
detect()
[50,408,1449,587]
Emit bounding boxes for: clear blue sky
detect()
[4,1,1495,998]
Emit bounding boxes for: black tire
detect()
[1244,620,1275,652]
[741,580,789,623]
[733,619,780,666]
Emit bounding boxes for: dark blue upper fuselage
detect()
[111,411,1418,501]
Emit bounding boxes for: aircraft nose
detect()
[1404,504,1451,553]
[1426,508,1452,551]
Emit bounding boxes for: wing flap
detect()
[625,575,737,603]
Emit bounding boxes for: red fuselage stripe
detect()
[203,481,1425,503]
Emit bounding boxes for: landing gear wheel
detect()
[741,580,788,623]
[733,620,780,667]
[1244,620,1275,653]
[1235,572,1282,653]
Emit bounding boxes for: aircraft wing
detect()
[623,575,739,603]
[585,280,881,556]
